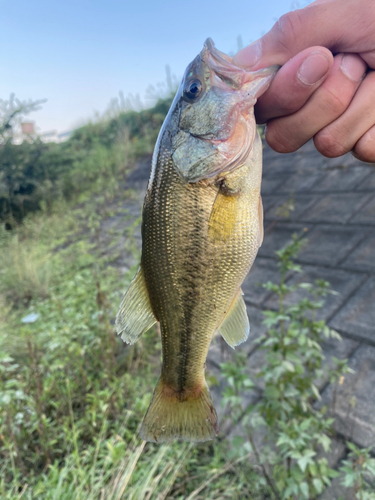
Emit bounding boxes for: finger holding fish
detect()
[234,0,375,161]
[263,52,368,154]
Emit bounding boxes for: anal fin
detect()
[218,289,250,349]
[115,266,156,344]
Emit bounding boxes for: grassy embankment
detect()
[0,97,267,499]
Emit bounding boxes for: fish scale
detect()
[115,38,278,442]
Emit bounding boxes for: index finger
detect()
[233,0,375,70]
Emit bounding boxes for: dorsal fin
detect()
[217,289,250,349]
[115,266,156,345]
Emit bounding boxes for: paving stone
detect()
[264,194,318,221]
[349,194,375,225]
[319,344,375,451]
[341,234,375,273]
[245,305,268,341]
[299,140,318,154]
[313,166,371,192]
[258,223,307,258]
[264,265,364,322]
[242,258,280,307]
[125,155,151,190]
[317,336,359,389]
[261,175,287,194]
[321,152,363,170]
[261,195,279,214]
[330,277,375,344]
[294,140,322,155]
[317,438,346,469]
[321,474,375,500]
[302,193,372,224]
[295,150,328,171]
[262,151,300,175]
[319,476,354,500]
[278,170,324,193]
[98,198,143,268]
[206,341,237,423]
[246,346,266,391]
[356,170,375,191]
[297,225,365,267]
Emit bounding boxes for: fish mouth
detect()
[202,38,279,90]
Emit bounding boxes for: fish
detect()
[116,38,278,443]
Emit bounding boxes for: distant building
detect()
[12,121,72,144]
[21,122,35,135]
[40,129,73,143]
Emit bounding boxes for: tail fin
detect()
[140,379,219,443]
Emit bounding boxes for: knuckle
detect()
[256,83,300,122]
[266,120,300,154]
[319,86,348,117]
[353,130,375,163]
[314,128,349,157]
[272,91,300,115]
[272,10,306,56]
[257,92,298,122]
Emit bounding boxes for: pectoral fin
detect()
[258,195,264,248]
[218,289,250,349]
[208,191,238,242]
[115,266,156,344]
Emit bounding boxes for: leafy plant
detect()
[0,93,173,224]
[0,93,45,143]
[221,234,355,500]
[339,442,375,499]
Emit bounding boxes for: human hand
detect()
[233,0,375,163]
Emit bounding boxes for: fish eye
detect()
[183,78,203,103]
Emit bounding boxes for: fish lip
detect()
[204,38,233,66]
[202,37,280,86]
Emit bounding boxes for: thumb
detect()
[233,0,375,70]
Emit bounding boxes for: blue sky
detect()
[1,0,301,134]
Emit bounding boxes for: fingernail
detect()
[297,51,330,85]
[234,40,262,68]
[340,53,367,82]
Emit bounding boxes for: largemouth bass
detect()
[116,39,278,443]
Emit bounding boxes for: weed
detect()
[339,442,375,499]
[221,235,360,500]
